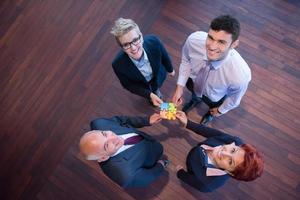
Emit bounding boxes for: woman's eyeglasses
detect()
[120,35,141,50]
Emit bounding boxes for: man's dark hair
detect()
[210,15,240,42]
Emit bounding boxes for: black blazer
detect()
[90,116,164,188]
[177,121,244,192]
[112,35,173,99]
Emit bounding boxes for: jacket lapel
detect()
[123,53,148,84]
[144,45,158,75]
[114,138,148,161]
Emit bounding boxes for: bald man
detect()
[79,114,169,188]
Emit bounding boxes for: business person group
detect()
[79,15,264,193]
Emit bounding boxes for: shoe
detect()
[200,112,214,125]
[182,99,200,113]
[159,159,170,168]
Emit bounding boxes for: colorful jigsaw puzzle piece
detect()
[160,102,177,120]
[160,102,169,110]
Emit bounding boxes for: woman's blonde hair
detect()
[110,18,141,38]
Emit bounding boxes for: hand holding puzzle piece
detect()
[160,102,177,120]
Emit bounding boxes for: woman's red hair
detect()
[232,144,264,181]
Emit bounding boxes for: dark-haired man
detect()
[172,15,251,124]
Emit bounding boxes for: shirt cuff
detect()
[186,120,196,130]
[217,106,228,114]
[177,76,188,87]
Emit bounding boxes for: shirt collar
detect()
[205,49,231,70]
[200,144,228,176]
[111,133,138,157]
[130,49,148,67]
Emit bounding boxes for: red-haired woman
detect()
[176,111,264,192]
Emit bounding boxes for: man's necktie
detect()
[124,135,143,145]
[194,61,212,97]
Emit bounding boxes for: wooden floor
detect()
[1,0,299,199]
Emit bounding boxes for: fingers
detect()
[209,107,221,117]
[172,96,180,106]
[152,100,161,107]
[171,94,178,104]
[157,98,163,105]
[152,118,162,124]
[173,96,183,106]
[152,113,160,117]
[176,111,186,118]
[177,97,183,106]
[176,165,184,171]
[176,110,185,115]
[152,95,163,107]
[154,113,162,118]
[172,86,183,105]
[154,114,162,122]
[150,93,162,107]
[175,111,187,127]
[153,100,162,107]
[150,113,162,124]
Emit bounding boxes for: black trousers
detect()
[185,78,226,108]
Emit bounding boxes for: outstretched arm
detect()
[113,113,162,128]
[218,82,250,114]
[186,120,242,144]
[176,111,241,143]
[91,114,162,131]
[172,38,192,106]
[112,63,152,99]
[112,116,151,128]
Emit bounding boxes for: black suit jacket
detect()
[90,116,164,188]
[177,121,244,192]
[112,35,173,99]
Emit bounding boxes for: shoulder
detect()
[91,117,111,125]
[225,50,251,83]
[143,34,163,50]
[144,34,161,43]
[184,31,207,53]
[90,118,114,129]
[112,50,128,68]
[90,117,125,132]
[205,134,243,146]
[186,31,207,44]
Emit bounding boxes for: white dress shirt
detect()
[201,144,227,176]
[111,133,138,157]
[177,31,251,114]
[130,50,153,81]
